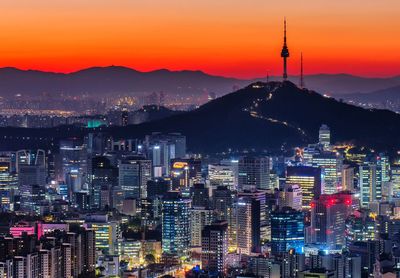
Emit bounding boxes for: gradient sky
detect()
[0,0,399,78]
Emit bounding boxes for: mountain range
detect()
[1,81,399,154]
[0,66,400,98]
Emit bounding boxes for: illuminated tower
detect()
[281,18,290,81]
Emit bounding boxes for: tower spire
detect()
[281,18,290,81]
[300,52,305,88]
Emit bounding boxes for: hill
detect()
[0,66,399,99]
[0,81,399,153]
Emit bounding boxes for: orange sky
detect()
[0,0,399,78]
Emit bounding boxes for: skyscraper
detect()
[359,159,382,208]
[286,166,322,209]
[89,156,118,209]
[118,156,152,199]
[318,124,331,150]
[312,152,342,194]
[238,156,270,191]
[270,207,304,255]
[162,192,191,259]
[201,221,228,274]
[280,183,303,211]
[310,192,353,248]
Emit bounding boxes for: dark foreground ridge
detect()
[0,81,399,153]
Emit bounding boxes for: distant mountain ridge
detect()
[0,66,399,98]
[0,81,399,154]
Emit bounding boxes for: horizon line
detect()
[1,65,399,80]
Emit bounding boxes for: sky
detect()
[0,0,399,78]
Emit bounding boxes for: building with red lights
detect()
[310,192,353,248]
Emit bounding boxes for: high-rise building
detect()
[201,221,228,274]
[191,207,214,247]
[318,124,331,150]
[83,215,120,255]
[270,207,304,256]
[310,192,353,248]
[59,139,88,194]
[345,211,376,247]
[162,192,191,259]
[286,166,322,209]
[89,156,118,209]
[391,165,400,197]
[191,183,210,208]
[170,158,202,189]
[312,152,342,194]
[145,132,186,176]
[0,160,17,211]
[238,156,270,191]
[342,165,355,191]
[208,164,236,191]
[280,183,302,211]
[119,156,152,199]
[359,159,382,208]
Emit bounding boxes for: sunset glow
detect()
[1,0,399,78]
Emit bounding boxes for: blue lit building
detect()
[271,207,304,255]
[162,191,191,259]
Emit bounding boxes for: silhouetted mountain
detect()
[342,85,400,103]
[0,66,399,98]
[0,66,244,98]
[0,81,399,153]
[284,74,400,95]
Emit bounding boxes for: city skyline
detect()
[0,1,399,78]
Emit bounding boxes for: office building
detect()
[201,221,228,274]
[238,156,270,191]
[270,207,304,255]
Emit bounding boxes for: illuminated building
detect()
[0,160,17,211]
[286,166,322,209]
[141,197,162,229]
[170,158,201,189]
[234,197,253,255]
[191,207,214,247]
[345,211,376,247]
[270,207,304,256]
[161,192,191,258]
[120,240,142,268]
[89,156,118,209]
[310,192,353,248]
[342,165,355,191]
[319,124,331,150]
[359,159,382,208]
[84,216,120,255]
[118,156,152,199]
[144,132,186,176]
[238,156,270,191]
[280,183,302,211]
[235,191,269,255]
[312,152,342,194]
[201,221,228,274]
[298,268,335,278]
[59,139,88,194]
[391,166,400,197]
[9,222,35,238]
[37,223,69,239]
[208,164,236,191]
[239,191,269,246]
